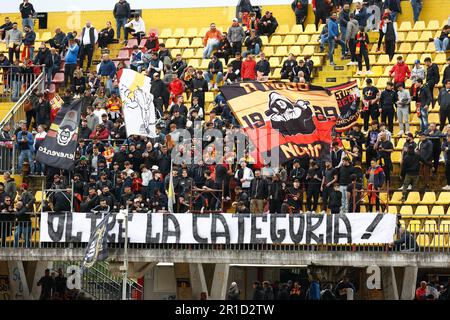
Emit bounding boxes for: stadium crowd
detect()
[0,0,447,247]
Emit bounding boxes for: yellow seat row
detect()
[390,191,450,205]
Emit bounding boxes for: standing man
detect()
[382,15,397,60]
[339,4,350,41]
[327,12,346,67]
[441,135,450,190]
[389,56,410,89]
[64,38,79,88]
[19,0,35,31]
[5,23,22,63]
[291,0,308,28]
[416,78,432,133]
[98,54,117,94]
[321,160,337,213]
[374,132,394,184]
[361,79,380,131]
[113,0,131,40]
[379,81,397,133]
[416,132,433,189]
[410,0,423,23]
[16,122,34,174]
[400,145,421,201]
[33,42,53,89]
[22,25,36,60]
[424,57,440,108]
[438,80,450,131]
[227,18,245,57]
[338,157,354,213]
[79,21,98,72]
[345,13,358,66]
[0,17,13,41]
[313,0,331,29]
[249,169,268,213]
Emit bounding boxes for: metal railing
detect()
[0,67,45,130]
[1,213,450,253]
[0,140,16,173]
[0,66,42,103]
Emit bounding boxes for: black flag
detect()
[82,213,111,270]
[35,99,82,170]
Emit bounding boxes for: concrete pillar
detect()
[210,263,230,300]
[173,263,193,300]
[381,267,399,300]
[7,261,30,300]
[189,263,208,300]
[400,267,418,300]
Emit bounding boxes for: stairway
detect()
[54,261,143,300]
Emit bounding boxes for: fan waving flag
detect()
[118,68,161,138]
[328,80,361,132]
[220,82,340,164]
[82,213,111,270]
[35,99,82,170]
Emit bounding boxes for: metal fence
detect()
[0,66,43,102]
[1,213,449,253]
[0,141,16,173]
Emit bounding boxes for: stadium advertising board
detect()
[40,212,396,244]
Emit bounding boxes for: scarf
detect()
[355,32,367,55]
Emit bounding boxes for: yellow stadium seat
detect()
[416,234,430,247]
[391,151,402,164]
[412,42,426,53]
[199,59,209,69]
[283,35,296,45]
[388,205,397,214]
[269,57,281,67]
[405,191,421,204]
[439,221,450,233]
[182,48,195,59]
[395,138,406,150]
[447,207,450,215]
[430,206,444,216]
[359,205,366,212]
[269,35,282,46]
[369,55,377,65]
[434,53,447,64]
[40,32,51,41]
[188,59,200,69]
[304,24,317,34]
[399,21,412,32]
[289,24,303,34]
[428,113,439,124]
[159,28,172,38]
[436,192,450,205]
[274,46,288,56]
[317,24,325,34]
[390,191,404,205]
[376,77,388,89]
[405,54,419,65]
[405,31,419,42]
[194,48,204,58]
[398,43,411,54]
[376,54,390,65]
[414,205,429,215]
[176,38,190,48]
[271,68,282,79]
[296,35,310,45]
[263,46,274,57]
[185,28,198,38]
[260,36,269,45]
[172,28,185,38]
[426,20,440,31]
[289,46,302,56]
[400,205,414,215]
[422,192,436,204]
[430,235,447,247]
[413,21,426,31]
[397,32,406,42]
[275,24,290,35]
[302,46,315,56]
[407,220,421,232]
[164,38,178,49]
[189,38,203,48]
[420,31,433,41]
[311,56,322,67]
[424,42,435,53]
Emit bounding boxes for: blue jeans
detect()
[116,17,127,39]
[204,71,223,84]
[18,149,34,173]
[411,0,423,23]
[328,38,346,63]
[14,223,31,248]
[105,78,113,93]
[243,43,261,57]
[390,11,398,22]
[320,35,328,51]
[46,66,53,87]
[340,26,347,41]
[22,18,33,31]
[420,107,429,132]
[434,38,449,52]
[203,39,220,59]
[339,185,348,213]
[12,80,21,101]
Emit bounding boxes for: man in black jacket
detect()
[280,53,297,80]
[438,79,450,131]
[379,81,397,133]
[443,57,450,86]
[424,57,440,108]
[416,132,433,189]
[305,160,322,212]
[113,0,131,40]
[292,0,308,28]
[252,281,265,300]
[416,79,432,133]
[34,42,53,89]
[150,73,169,113]
[257,11,278,36]
[313,0,331,28]
[20,0,35,31]
[400,145,422,201]
[256,52,270,79]
[392,227,418,252]
[190,71,209,109]
[0,17,13,41]
[249,169,268,213]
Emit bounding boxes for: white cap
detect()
[151,165,159,171]
[232,18,238,22]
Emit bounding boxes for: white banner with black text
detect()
[40,212,396,244]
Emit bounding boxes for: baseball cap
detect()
[151,165,159,171]
[232,18,238,22]
[414,59,420,64]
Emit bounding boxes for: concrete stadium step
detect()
[0,102,14,123]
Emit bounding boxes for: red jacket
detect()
[89,128,110,140]
[241,59,256,80]
[389,62,411,83]
[169,78,185,96]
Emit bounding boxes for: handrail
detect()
[0,69,45,129]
